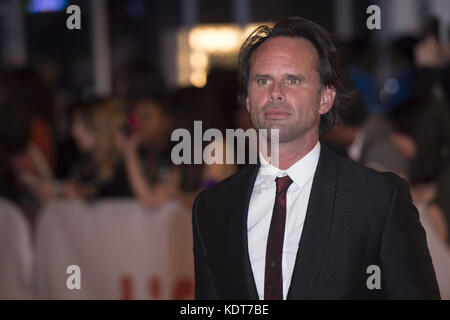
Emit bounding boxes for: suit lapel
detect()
[226,164,260,299]
[287,146,338,299]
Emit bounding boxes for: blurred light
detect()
[190,50,208,69]
[178,22,269,88]
[189,26,242,53]
[27,0,68,13]
[383,78,400,95]
[125,0,145,19]
[191,70,207,88]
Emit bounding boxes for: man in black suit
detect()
[192,17,440,299]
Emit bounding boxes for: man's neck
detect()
[264,134,319,170]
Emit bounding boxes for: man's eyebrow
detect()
[286,73,307,81]
[253,74,270,79]
[253,73,307,80]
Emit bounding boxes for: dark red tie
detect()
[264,175,293,300]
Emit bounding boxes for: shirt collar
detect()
[256,141,321,190]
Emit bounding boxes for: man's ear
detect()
[319,86,336,115]
[246,96,250,112]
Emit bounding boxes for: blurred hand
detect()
[62,182,93,200]
[414,35,444,68]
[115,131,141,158]
[18,171,55,204]
[410,183,437,205]
[62,182,80,199]
[391,132,417,160]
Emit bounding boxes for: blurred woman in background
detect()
[116,86,237,209]
[67,98,132,199]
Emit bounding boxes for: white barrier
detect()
[35,199,194,299]
[0,198,33,299]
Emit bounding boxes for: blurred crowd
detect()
[0,18,450,253]
[323,20,450,249]
[0,62,244,232]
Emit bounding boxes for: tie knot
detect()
[275,176,293,194]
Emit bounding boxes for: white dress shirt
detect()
[247,142,321,300]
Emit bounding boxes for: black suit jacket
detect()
[192,146,441,299]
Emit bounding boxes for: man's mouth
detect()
[264,109,291,119]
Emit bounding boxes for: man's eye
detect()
[257,78,269,85]
[287,77,300,85]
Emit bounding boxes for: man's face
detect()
[246,36,335,143]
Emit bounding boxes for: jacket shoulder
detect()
[331,150,408,195]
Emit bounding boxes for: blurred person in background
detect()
[117,61,177,200]
[391,98,449,189]
[412,16,450,104]
[0,95,52,228]
[382,17,450,115]
[65,98,133,200]
[391,96,450,247]
[116,60,193,208]
[324,92,409,179]
[387,23,450,250]
[128,96,174,185]
[170,86,237,189]
[116,94,178,208]
[0,67,61,230]
[333,17,450,252]
[116,86,237,209]
[0,68,55,170]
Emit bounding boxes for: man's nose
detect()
[269,81,285,102]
